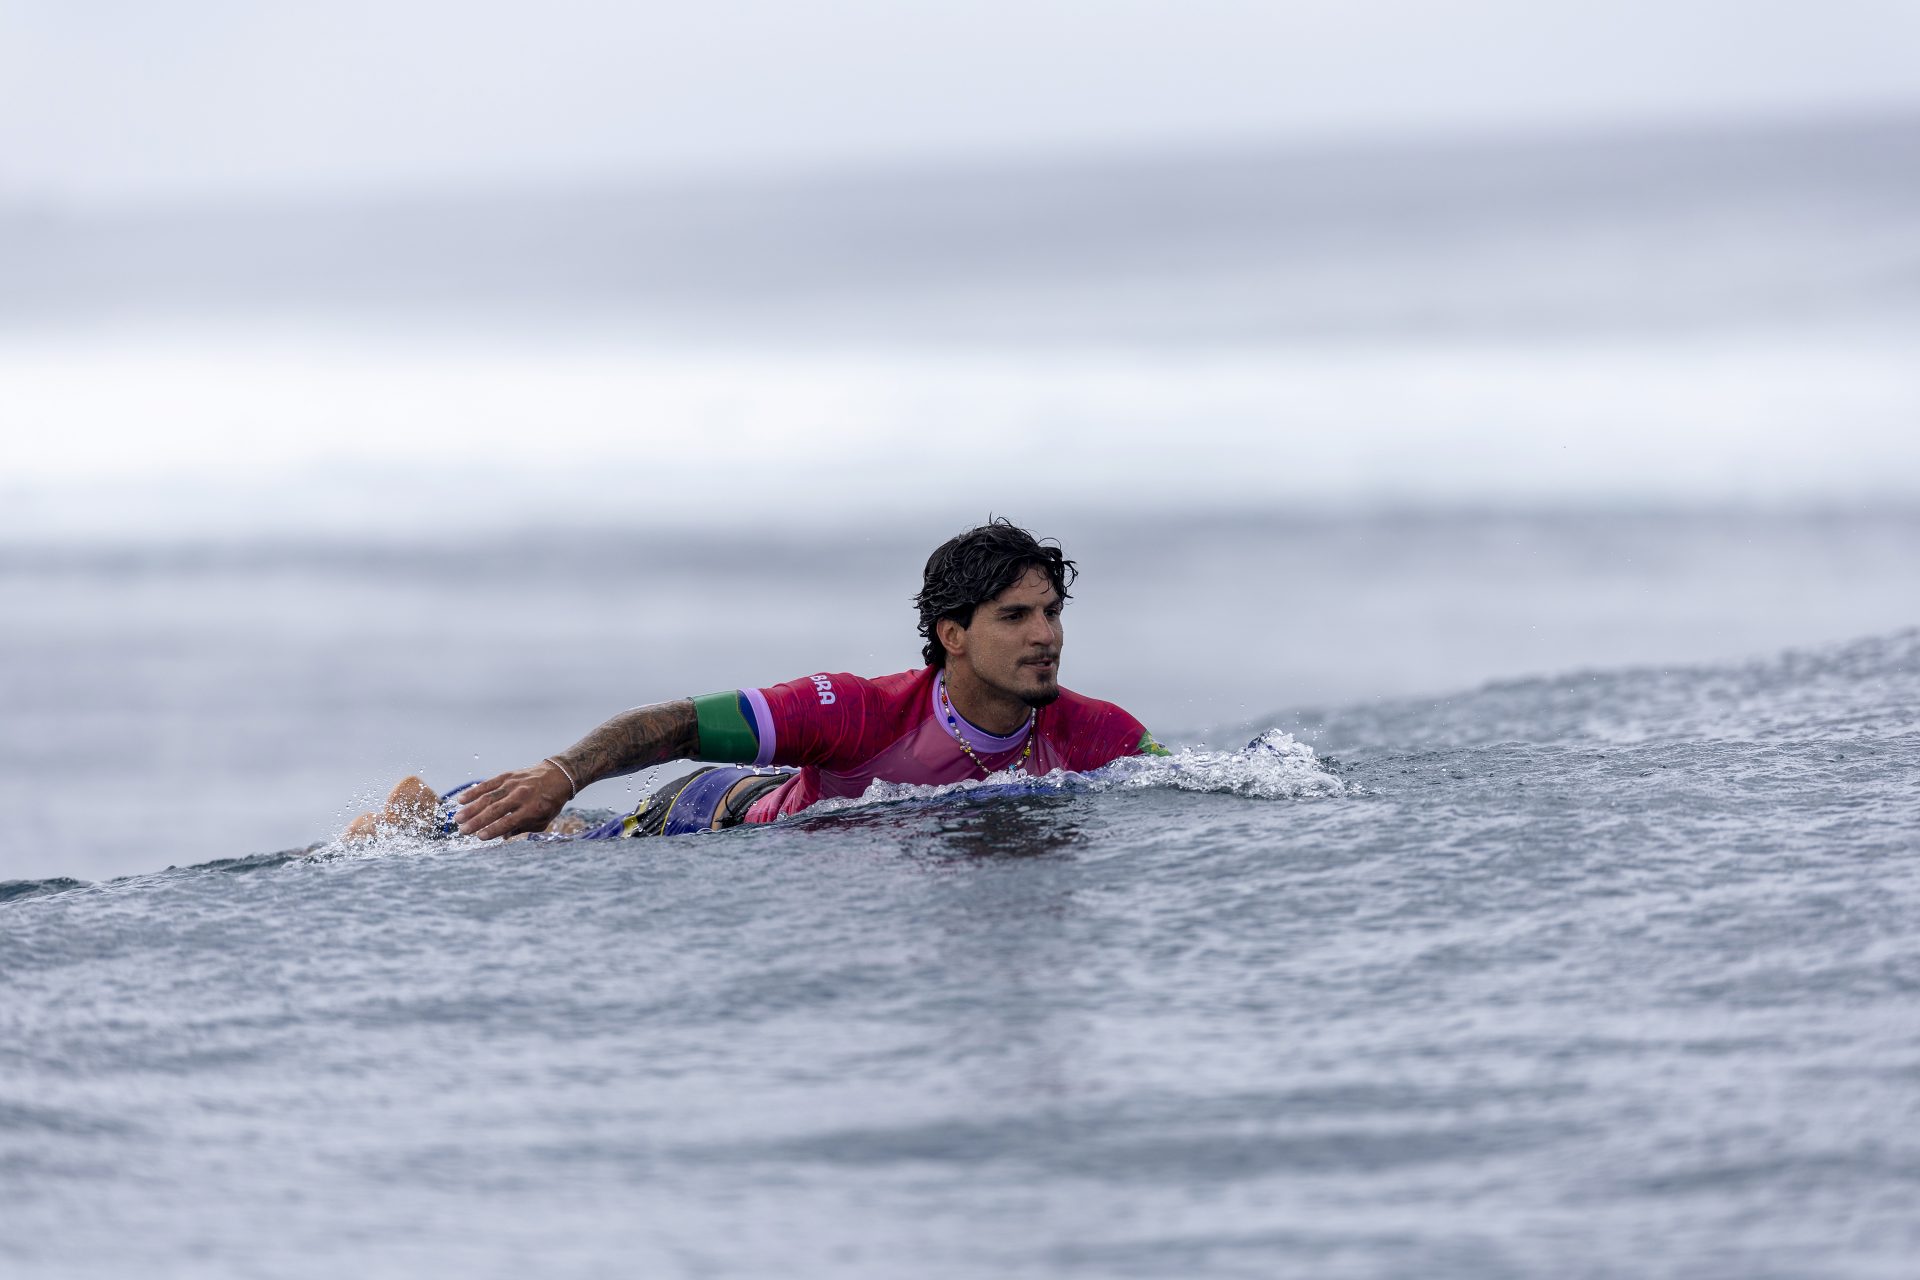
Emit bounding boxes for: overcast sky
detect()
[3,0,1918,204]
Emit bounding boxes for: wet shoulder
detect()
[1045,686,1153,766]
[856,667,939,731]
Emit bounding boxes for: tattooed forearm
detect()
[551,699,699,789]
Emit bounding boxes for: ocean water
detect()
[7,112,1920,1275]
[5,617,1918,1277]
[7,509,1920,886]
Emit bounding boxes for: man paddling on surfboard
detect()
[344,519,1168,842]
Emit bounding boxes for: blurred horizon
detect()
[6,105,1918,323]
[7,104,1920,544]
[6,97,1917,217]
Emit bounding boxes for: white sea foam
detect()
[1099,728,1352,799]
[300,828,482,864]
[4,324,1919,544]
[806,728,1348,818]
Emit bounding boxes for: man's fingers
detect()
[471,792,545,840]
[456,773,512,817]
[456,785,525,837]
[451,786,514,836]
[455,773,525,829]
[473,811,528,841]
[449,764,567,839]
[457,779,556,839]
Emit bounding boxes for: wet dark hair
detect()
[914,518,1077,668]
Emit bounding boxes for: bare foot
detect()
[382,776,440,833]
[341,775,443,841]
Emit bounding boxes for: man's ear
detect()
[936,616,968,661]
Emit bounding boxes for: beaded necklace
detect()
[938,677,1034,776]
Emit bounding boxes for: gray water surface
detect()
[5,625,1917,1278]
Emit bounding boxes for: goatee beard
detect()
[1021,686,1061,709]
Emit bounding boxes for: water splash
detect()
[810,728,1349,817]
[1097,728,1352,799]
[299,827,480,863]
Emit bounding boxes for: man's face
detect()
[946,566,1065,706]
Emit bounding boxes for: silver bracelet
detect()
[543,757,579,799]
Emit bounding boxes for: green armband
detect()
[692,691,761,763]
[1136,730,1172,757]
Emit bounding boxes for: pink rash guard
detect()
[698,667,1157,823]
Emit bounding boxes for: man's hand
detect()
[454,700,700,841]
[456,761,574,840]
